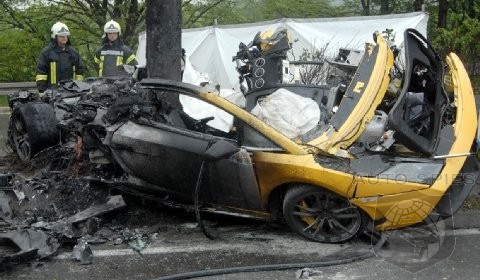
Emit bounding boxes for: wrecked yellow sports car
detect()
[7,28,478,243]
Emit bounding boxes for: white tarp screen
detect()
[137,12,428,89]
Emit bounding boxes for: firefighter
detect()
[36,22,84,93]
[94,20,138,77]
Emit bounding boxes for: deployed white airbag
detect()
[251,88,320,138]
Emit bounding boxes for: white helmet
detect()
[51,22,70,39]
[104,20,121,35]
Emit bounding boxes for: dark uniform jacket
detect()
[94,39,138,77]
[36,42,84,92]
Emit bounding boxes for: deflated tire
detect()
[8,102,59,161]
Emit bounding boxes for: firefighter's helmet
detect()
[51,22,70,39]
[104,20,122,35]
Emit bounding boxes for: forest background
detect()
[0,0,478,91]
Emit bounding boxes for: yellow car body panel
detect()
[196,36,478,231]
[252,153,355,202]
[252,151,438,206]
[154,33,476,235]
[308,34,394,156]
[351,176,430,198]
[351,52,477,230]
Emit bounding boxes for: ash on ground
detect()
[0,150,197,270]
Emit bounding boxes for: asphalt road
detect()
[2,221,480,280]
[202,230,480,280]
[1,219,353,280]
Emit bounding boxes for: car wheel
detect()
[283,185,364,243]
[8,102,59,161]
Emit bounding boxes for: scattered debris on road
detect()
[72,238,93,265]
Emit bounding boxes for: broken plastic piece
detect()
[295,268,322,279]
[31,196,126,240]
[13,189,26,202]
[72,238,93,265]
[371,130,395,151]
[113,238,123,245]
[0,173,13,188]
[0,192,13,223]
[68,195,126,224]
[0,229,58,264]
[128,237,146,253]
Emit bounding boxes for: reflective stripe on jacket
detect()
[36,42,84,92]
[94,39,137,77]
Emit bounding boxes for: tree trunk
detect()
[465,0,476,19]
[360,0,370,16]
[380,0,390,14]
[413,0,424,11]
[123,0,139,47]
[113,0,123,18]
[438,0,450,28]
[146,0,182,81]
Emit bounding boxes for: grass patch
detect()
[463,196,480,210]
[0,95,8,107]
[472,75,480,95]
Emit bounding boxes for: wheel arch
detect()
[267,182,339,219]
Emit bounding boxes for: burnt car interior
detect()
[233,28,455,158]
[235,29,350,143]
[388,29,449,156]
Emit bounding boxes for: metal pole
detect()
[146,0,182,81]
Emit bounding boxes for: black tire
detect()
[283,185,365,243]
[8,102,59,161]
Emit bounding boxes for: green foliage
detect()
[381,28,396,42]
[0,0,146,81]
[182,0,336,27]
[432,15,480,57]
[260,0,336,19]
[0,29,43,82]
[339,0,419,16]
[1,0,479,84]
[427,4,480,85]
[472,76,480,95]
[0,96,8,107]
[0,2,54,82]
[182,0,248,27]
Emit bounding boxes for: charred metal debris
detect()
[1,77,201,269]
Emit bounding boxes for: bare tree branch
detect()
[183,0,227,27]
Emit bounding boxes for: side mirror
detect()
[204,140,239,162]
